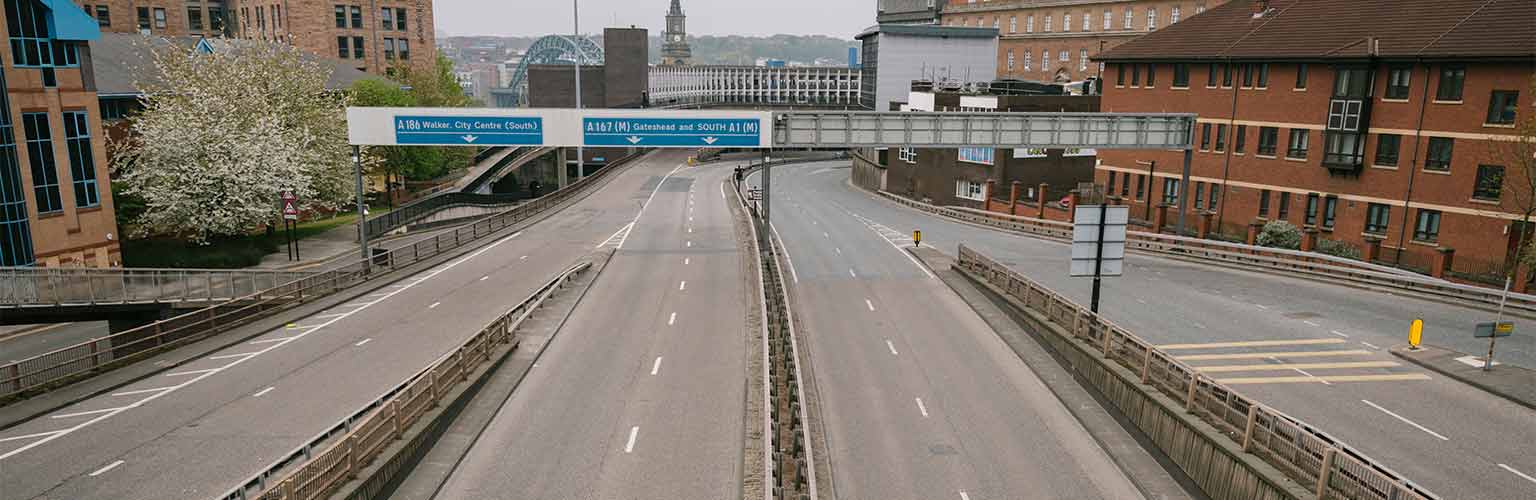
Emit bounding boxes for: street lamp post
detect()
[353,145,369,272]
[572,0,584,182]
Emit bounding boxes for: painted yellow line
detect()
[1177,350,1373,361]
[1159,338,1347,350]
[1216,374,1432,385]
[1195,361,1402,373]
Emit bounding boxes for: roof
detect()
[90,33,387,97]
[855,24,999,41]
[1096,0,1536,62]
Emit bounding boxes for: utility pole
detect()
[572,0,585,182]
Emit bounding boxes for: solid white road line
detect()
[1331,330,1350,338]
[769,224,800,284]
[866,299,875,311]
[915,398,929,418]
[355,338,373,347]
[719,180,725,200]
[668,312,677,326]
[88,460,125,477]
[52,407,127,419]
[959,492,971,500]
[0,430,66,444]
[247,338,291,345]
[1498,464,1536,485]
[429,302,441,309]
[1362,400,1448,441]
[625,426,639,453]
[1303,320,1320,327]
[651,357,663,375]
[479,276,489,281]
[1361,341,1381,350]
[886,340,899,356]
[110,386,176,397]
[252,387,275,397]
[1255,304,1270,310]
[208,352,260,361]
[679,281,687,291]
[164,368,220,377]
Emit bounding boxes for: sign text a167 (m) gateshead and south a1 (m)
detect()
[393,116,545,146]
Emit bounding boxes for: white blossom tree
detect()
[112,39,355,242]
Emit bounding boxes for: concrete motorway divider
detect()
[952,244,1438,500]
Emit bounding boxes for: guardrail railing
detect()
[0,152,642,402]
[955,244,1438,500]
[1,268,317,309]
[360,146,550,239]
[220,261,593,500]
[878,191,1536,315]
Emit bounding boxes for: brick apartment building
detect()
[1,0,119,267]
[75,1,229,37]
[941,0,1230,83]
[1095,0,1535,283]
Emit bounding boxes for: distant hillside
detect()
[648,35,856,65]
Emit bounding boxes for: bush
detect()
[1256,220,1302,250]
[1317,239,1362,259]
[121,237,278,269]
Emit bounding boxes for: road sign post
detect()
[1072,204,1129,314]
[280,191,300,261]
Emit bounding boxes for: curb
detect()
[1390,347,1536,412]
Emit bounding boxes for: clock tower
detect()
[660,0,692,65]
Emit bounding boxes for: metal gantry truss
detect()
[772,111,1196,150]
[506,35,605,107]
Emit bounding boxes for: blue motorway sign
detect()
[394,115,543,146]
[583,117,763,147]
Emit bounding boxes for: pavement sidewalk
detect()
[1392,344,1536,411]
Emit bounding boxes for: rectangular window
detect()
[210,6,224,32]
[1474,164,1505,201]
[1078,49,1088,72]
[1286,129,1309,159]
[1009,16,1016,33]
[1023,51,1031,72]
[1043,14,1051,32]
[1436,65,1465,101]
[1172,63,1189,88]
[1063,12,1071,31]
[1145,64,1156,87]
[1026,14,1033,33]
[1006,50,1014,72]
[955,179,986,201]
[334,5,346,28]
[1276,192,1290,220]
[350,5,363,29]
[9,0,57,67]
[1414,210,1441,242]
[1304,193,1319,226]
[1081,12,1089,31]
[1135,175,1145,199]
[1257,63,1269,88]
[1425,137,1453,171]
[1200,123,1211,150]
[1295,63,1308,89]
[399,39,409,60]
[337,36,348,59]
[255,5,264,31]
[1222,64,1233,87]
[352,36,365,59]
[1146,7,1156,30]
[1120,173,1130,196]
[94,5,109,26]
[1258,127,1278,156]
[1107,171,1116,194]
[383,38,395,60]
[0,60,31,266]
[1103,10,1111,30]
[1322,196,1337,228]
[1116,64,1125,86]
[187,7,203,30]
[1131,64,1140,86]
[1194,181,1205,209]
[381,7,394,30]
[1124,7,1133,29]
[397,8,407,30]
[1162,178,1180,205]
[62,111,97,208]
[1242,64,1254,88]
[1206,63,1218,87]
[1374,134,1400,166]
[1235,125,1247,153]
[153,7,166,29]
[1258,190,1271,217]
[1488,90,1520,124]
[898,147,916,164]
[1171,6,1181,23]
[1209,184,1220,211]
[1385,65,1411,99]
[21,113,60,214]
[137,6,150,30]
[1215,124,1227,152]
[1365,203,1390,234]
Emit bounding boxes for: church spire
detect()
[661,0,692,65]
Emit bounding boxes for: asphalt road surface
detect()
[750,166,1147,500]
[432,158,749,499]
[751,160,1536,499]
[0,151,691,500]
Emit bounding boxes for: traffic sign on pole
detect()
[280,191,300,221]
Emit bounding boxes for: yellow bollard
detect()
[913,229,922,248]
[1408,318,1423,350]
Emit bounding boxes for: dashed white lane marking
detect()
[1303,320,1320,327]
[480,276,489,281]
[651,357,663,375]
[1499,464,1536,485]
[520,255,528,260]
[849,268,858,278]
[52,407,126,419]
[719,181,725,200]
[668,312,677,326]
[915,398,929,418]
[886,340,899,356]
[1135,298,1148,304]
[429,302,441,309]
[1361,341,1381,350]
[679,281,687,291]
[959,492,971,500]
[1255,304,1270,310]
[689,216,694,222]
[88,460,124,477]
[1331,330,1350,338]
[823,232,829,238]
[834,247,841,255]
[684,257,690,265]
[688,227,693,233]
[621,163,685,250]
[686,241,692,248]
[355,338,373,347]
[1193,323,1207,329]
[111,386,176,397]
[866,299,876,311]
[625,426,640,453]
[1362,400,1448,440]
[252,387,275,397]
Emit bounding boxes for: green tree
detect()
[353,52,476,194]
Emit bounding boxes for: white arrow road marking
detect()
[461,135,478,143]
[626,136,642,144]
[702,136,718,145]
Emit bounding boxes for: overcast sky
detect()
[434,0,874,39]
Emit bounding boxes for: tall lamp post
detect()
[353,145,369,272]
[571,0,584,182]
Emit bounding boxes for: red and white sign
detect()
[280,191,299,220]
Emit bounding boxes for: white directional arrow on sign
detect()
[461,135,479,143]
[702,137,718,145]
[626,136,642,144]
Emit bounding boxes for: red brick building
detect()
[228,1,436,77]
[1094,0,1535,284]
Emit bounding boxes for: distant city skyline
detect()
[434,0,873,38]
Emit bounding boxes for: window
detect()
[1488,90,1520,124]
[1059,49,1068,63]
[1436,65,1465,101]
[210,6,224,32]
[1197,3,1207,14]
[1276,192,1290,220]
[255,5,264,31]
[381,7,393,30]
[1222,63,1233,87]
[1257,63,1269,88]
[1124,7,1133,29]
[1025,14,1033,33]
[898,147,916,164]
[1242,64,1254,88]
[1135,175,1145,199]
[1078,49,1087,72]
[1413,210,1441,242]
[1286,129,1309,159]
[1043,14,1051,32]
[1040,49,1048,72]
[1131,64,1140,86]
[1385,65,1411,99]
[1200,123,1211,150]
[955,179,986,201]
[1258,190,1271,217]
[62,112,97,208]
[1116,64,1125,86]
[94,5,109,26]
[1172,6,1181,23]
[1206,63,1218,87]
[1103,10,1111,30]
[1023,51,1032,72]
[398,39,409,60]
[334,5,346,28]
[352,36,364,59]
[153,7,165,29]
[1081,12,1089,31]
[992,17,999,29]
[187,7,203,30]
[1209,184,1220,211]
[8,0,63,68]
[21,113,59,214]
[396,8,407,30]
[1063,12,1071,31]
[1304,193,1319,226]
[1145,64,1155,87]
[1162,178,1180,205]
[1009,16,1016,33]
[1257,127,1278,156]
[1146,8,1156,30]
[1474,165,1505,201]
[1365,203,1390,234]
[1425,137,1453,171]
[1322,196,1337,228]
[137,6,149,30]
[1172,63,1189,88]
[1120,173,1130,196]
[1107,171,1116,194]
[274,5,282,30]
[350,5,363,29]
[0,62,30,266]
[1235,125,1247,153]
[1374,134,1400,166]
[1322,132,1363,167]
[1215,124,1227,152]
[1194,181,1204,209]
[383,38,396,60]
[337,36,348,59]
[1295,63,1308,89]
